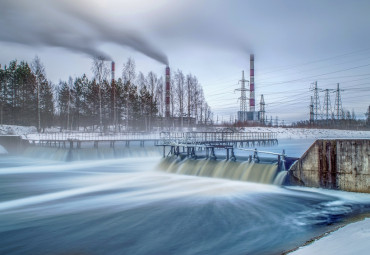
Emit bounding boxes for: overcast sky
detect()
[1,0,370,123]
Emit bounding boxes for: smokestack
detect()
[250,54,255,112]
[111,61,115,82]
[165,66,170,118]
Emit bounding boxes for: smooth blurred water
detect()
[1,153,370,255]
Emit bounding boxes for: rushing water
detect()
[0,140,370,254]
[159,157,281,184]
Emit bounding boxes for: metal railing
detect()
[25,131,277,143]
[25,132,161,141]
[159,131,277,144]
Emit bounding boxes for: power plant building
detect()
[237,54,261,122]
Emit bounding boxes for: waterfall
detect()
[21,146,162,161]
[158,157,283,185]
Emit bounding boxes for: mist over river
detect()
[1,139,370,254]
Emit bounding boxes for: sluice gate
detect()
[156,138,298,185]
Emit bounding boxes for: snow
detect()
[290,218,370,255]
[1,125,369,140]
[240,127,370,139]
[0,125,37,136]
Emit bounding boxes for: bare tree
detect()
[155,77,164,117]
[186,74,193,126]
[31,56,45,132]
[174,69,185,128]
[91,56,109,132]
[122,58,136,85]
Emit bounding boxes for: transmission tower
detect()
[235,71,249,121]
[309,96,314,125]
[322,89,333,123]
[259,94,265,124]
[310,81,321,122]
[334,83,344,120]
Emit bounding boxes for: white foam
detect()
[0,145,8,154]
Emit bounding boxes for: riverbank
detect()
[1,124,370,140]
[288,217,370,255]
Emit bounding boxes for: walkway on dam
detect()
[24,131,278,148]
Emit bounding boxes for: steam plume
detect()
[0,0,168,64]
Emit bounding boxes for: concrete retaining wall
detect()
[0,135,29,154]
[289,139,370,193]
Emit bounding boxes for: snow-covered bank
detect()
[241,127,370,139]
[0,125,37,136]
[290,218,370,255]
[1,125,370,140]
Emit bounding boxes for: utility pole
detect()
[235,71,249,122]
[259,94,265,124]
[310,81,321,123]
[334,83,344,120]
[322,88,334,125]
[309,96,314,125]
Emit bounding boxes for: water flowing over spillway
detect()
[158,157,283,185]
[0,151,370,254]
[21,146,162,161]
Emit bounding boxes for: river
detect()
[0,139,369,254]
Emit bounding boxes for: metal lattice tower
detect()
[259,94,265,124]
[334,83,344,120]
[309,96,314,124]
[235,71,248,112]
[310,81,321,122]
[322,89,333,122]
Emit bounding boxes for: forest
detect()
[0,57,212,132]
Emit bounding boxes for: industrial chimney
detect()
[165,66,170,118]
[111,61,115,82]
[250,54,255,112]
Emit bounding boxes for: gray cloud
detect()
[0,0,168,64]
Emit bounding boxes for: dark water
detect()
[1,151,370,255]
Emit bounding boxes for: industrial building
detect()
[237,54,265,123]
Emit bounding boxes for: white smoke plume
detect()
[0,0,169,65]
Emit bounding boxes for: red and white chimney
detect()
[250,54,255,112]
[111,61,115,83]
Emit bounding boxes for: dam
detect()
[0,134,369,192]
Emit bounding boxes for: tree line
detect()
[0,57,212,132]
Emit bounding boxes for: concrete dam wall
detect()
[0,135,28,154]
[289,139,370,193]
